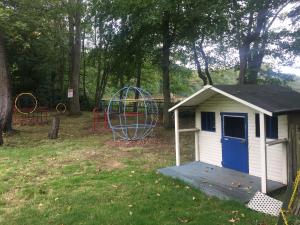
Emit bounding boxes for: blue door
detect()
[221,113,249,173]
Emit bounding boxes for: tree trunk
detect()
[50,72,55,108]
[82,27,87,100]
[238,44,250,84]
[3,67,13,134]
[161,11,172,129]
[247,49,262,84]
[135,56,142,90]
[69,0,82,115]
[119,73,124,99]
[0,34,12,145]
[235,0,286,85]
[68,11,74,86]
[94,25,104,106]
[81,27,89,109]
[134,56,142,112]
[198,39,213,85]
[0,130,3,145]
[192,42,207,85]
[95,53,102,105]
[59,46,65,98]
[4,113,13,133]
[98,69,109,101]
[95,72,101,105]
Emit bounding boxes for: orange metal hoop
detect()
[56,103,66,114]
[14,92,38,115]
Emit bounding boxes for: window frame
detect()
[255,114,278,139]
[201,111,216,132]
[222,115,246,140]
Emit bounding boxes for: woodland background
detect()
[0,0,300,129]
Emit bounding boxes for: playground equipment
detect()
[14,92,38,114]
[92,107,109,132]
[13,92,49,125]
[56,103,67,114]
[107,86,158,141]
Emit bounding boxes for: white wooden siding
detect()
[197,94,287,184]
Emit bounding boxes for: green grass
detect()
[0,113,276,225]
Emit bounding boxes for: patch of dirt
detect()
[105,137,170,148]
[88,127,111,134]
[3,189,17,203]
[2,187,24,208]
[96,160,125,172]
[45,148,135,172]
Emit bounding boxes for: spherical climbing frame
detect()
[107,87,158,141]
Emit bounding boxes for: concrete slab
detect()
[159,161,285,203]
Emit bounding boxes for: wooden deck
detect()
[159,161,286,203]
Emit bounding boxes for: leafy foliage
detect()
[0,0,299,109]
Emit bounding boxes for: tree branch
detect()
[264,1,292,33]
[192,41,207,85]
[198,34,213,85]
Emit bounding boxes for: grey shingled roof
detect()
[214,85,300,114]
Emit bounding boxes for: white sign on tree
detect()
[68,89,73,98]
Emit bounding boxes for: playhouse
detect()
[167,85,300,195]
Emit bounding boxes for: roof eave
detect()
[210,87,273,116]
[168,85,213,112]
[168,85,273,116]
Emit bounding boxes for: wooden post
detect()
[296,125,300,176]
[175,109,180,166]
[48,116,60,139]
[287,124,294,185]
[195,133,199,161]
[260,112,267,193]
[287,114,300,184]
[195,108,200,161]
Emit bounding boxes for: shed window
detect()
[223,116,246,139]
[255,114,278,139]
[201,112,215,132]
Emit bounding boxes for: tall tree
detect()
[230,0,293,84]
[68,0,82,115]
[161,10,173,128]
[0,34,12,145]
[181,0,228,85]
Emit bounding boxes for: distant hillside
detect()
[212,70,239,85]
[289,76,300,92]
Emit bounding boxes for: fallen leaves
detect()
[231,182,241,188]
[228,210,244,223]
[177,217,189,223]
[229,218,240,223]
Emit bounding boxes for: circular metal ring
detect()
[56,103,66,114]
[14,92,38,115]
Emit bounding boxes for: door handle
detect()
[240,139,246,144]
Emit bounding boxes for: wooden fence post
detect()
[48,116,60,139]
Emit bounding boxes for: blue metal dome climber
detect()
[107,87,159,141]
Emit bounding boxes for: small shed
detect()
[169,85,300,194]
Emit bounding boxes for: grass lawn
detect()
[0,113,276,225]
